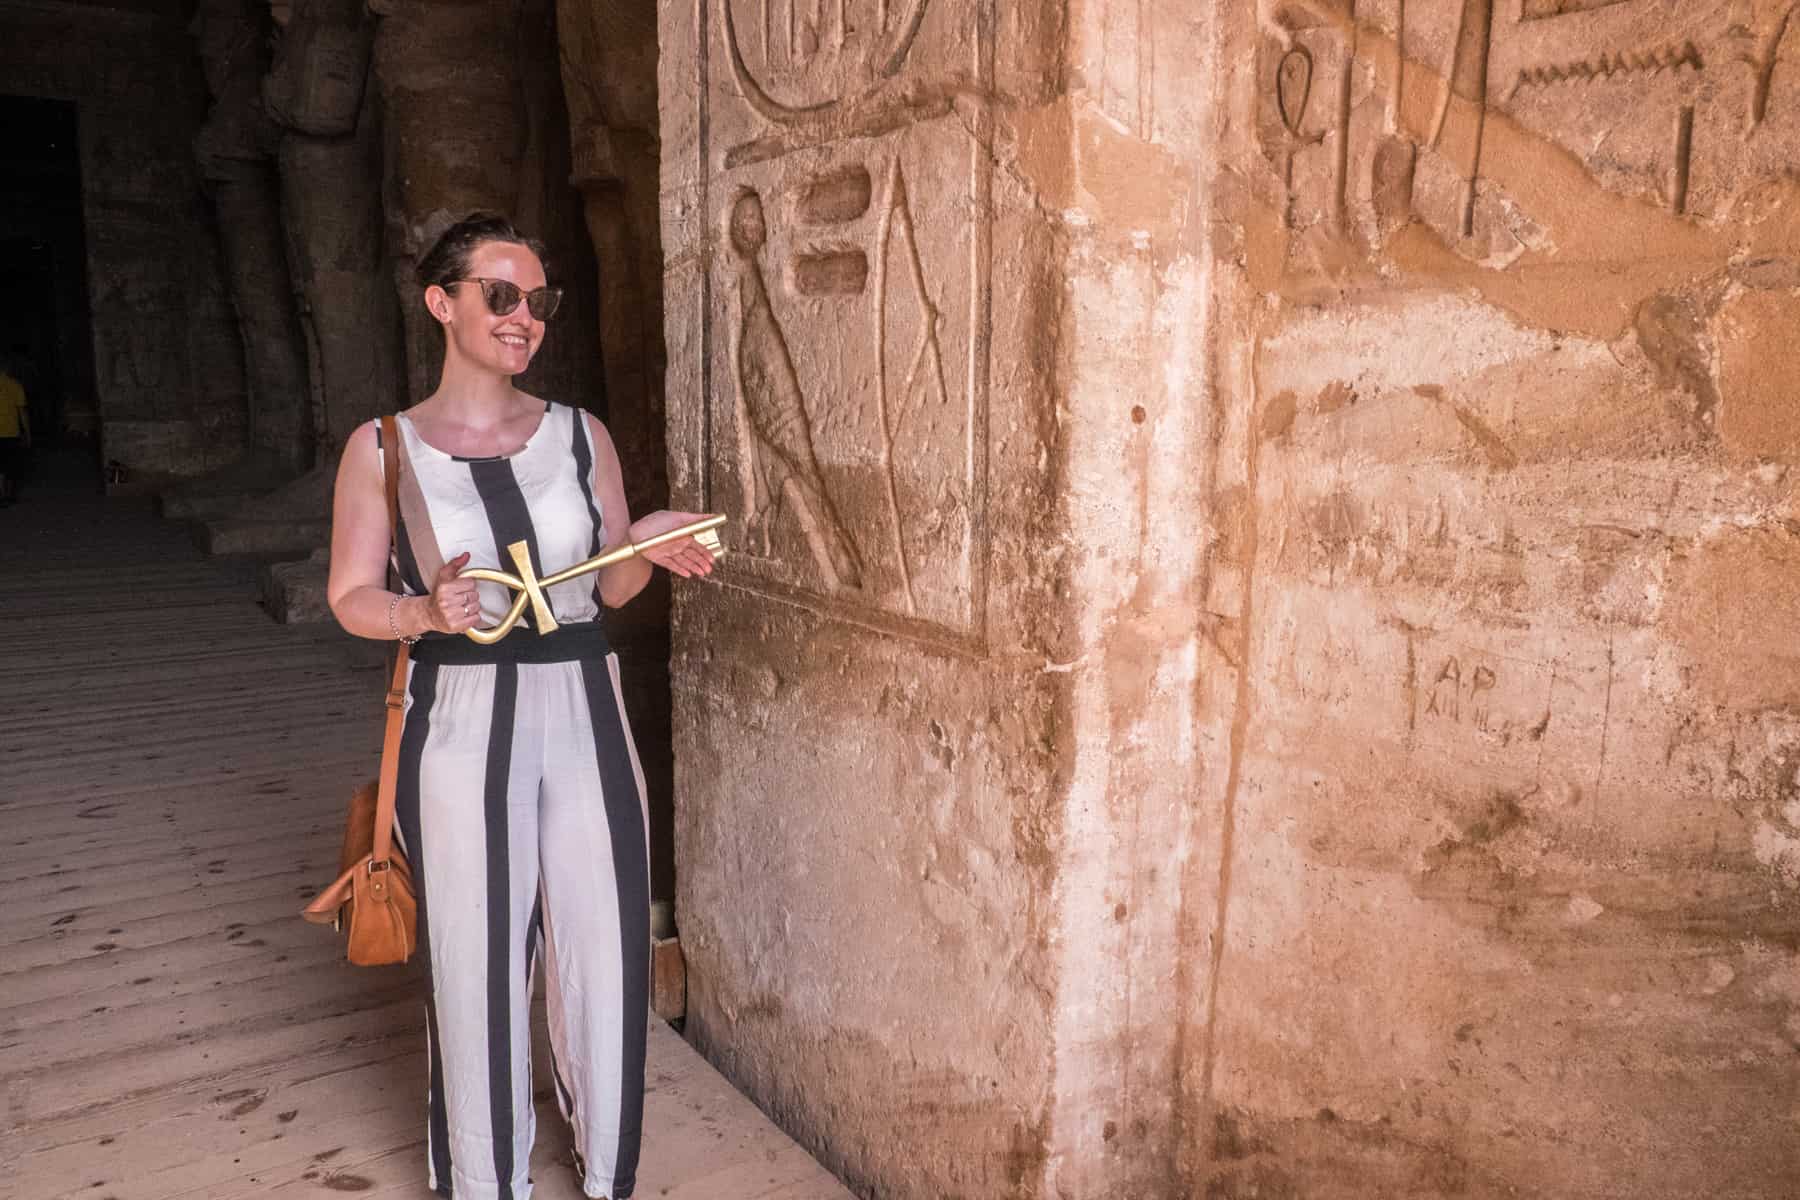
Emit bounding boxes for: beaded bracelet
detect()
[387,593,420,645]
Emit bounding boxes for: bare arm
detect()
[585,414,716,608]
[588,415,654,609]
[326,421,480,639]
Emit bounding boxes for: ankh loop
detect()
[457,514,728,644]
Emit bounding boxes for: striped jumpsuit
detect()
[380,401,649,1200]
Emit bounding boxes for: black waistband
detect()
[408,621,611,666]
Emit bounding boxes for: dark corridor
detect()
[0,93,96,465]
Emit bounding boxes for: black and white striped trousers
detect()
[393,628,649,1200]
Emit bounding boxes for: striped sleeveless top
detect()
[381,400,607,630]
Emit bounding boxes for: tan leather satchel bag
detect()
[300,414,418,966]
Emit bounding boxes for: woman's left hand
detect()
[629,510,720,579]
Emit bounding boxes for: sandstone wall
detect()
[659,2,1075,1194]
[665,0,1800,1196]
[0,0,247,477]
[1183,0,1800,1194]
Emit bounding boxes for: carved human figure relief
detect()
[728,187,866,591]
[701,0,990,641]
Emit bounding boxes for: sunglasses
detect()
[451,277,564,321]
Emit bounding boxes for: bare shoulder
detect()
[581,410,620,457]
[335,419,384,488]
[345,418,381,453]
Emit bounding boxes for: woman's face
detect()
[430,240,548,378]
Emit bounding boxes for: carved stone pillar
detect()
[264,0,402,457]
[556,0,676,902]
[557,0,666,519]
[370,0,600,412]
[191,0,311,474]
[655,3,1209,1196]
[371,0,518,402]
[669,0,1800,1194]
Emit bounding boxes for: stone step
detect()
[201,517,330,558]
[154,453,296,521]
[159,488,270,521]
[260,552,332,623]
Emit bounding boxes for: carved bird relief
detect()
[728,187,865,591]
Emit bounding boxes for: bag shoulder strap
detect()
[372,414,409,866]
[380,413,402,540]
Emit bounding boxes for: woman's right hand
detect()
[425,552,481,634]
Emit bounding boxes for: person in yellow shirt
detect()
[0,356,31,504]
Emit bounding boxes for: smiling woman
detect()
[322,212,718,1200]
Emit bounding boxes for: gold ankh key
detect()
[457,515,727,644]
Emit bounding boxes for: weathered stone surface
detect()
[651,935,687,1022]
[556,0,679,902]
[557,0,667,517]
[663,0,1800,1196]
[193,0,313,473]
[260,547,333,623]
[1182,0,1800,1195]
[158,454,289,521]
[202,516,332,558]
[1715,288,1800,463]
[268,0,403,456]
[660,3,1070,1196]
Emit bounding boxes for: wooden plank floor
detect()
[0,468,851,1200]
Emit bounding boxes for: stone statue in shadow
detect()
[191,0,311,476]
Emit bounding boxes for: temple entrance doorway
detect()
[0,93,97,481]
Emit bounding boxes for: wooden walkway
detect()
[0,470,850,1200]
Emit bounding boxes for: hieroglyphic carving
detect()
[721,0,986,168]
[797,165,873,223]
[723,0,930,121]
[1427,0,1495,237]
[1749,4,1796,126]
[1507,40,1702,98]
[729,188,866,589]
[792,167,874,293]
[872,159,953,614]
[1276,46,1320,228]
[1672,104,1694,213]
[1519,0,1633,21]
[1266,0,1797,252]
[703,0,991,640]
[1335,0,1361,229]
[792,249,870,294]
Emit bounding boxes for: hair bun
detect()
[414,211,548,289]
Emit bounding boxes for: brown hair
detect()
[414,212,548,289]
